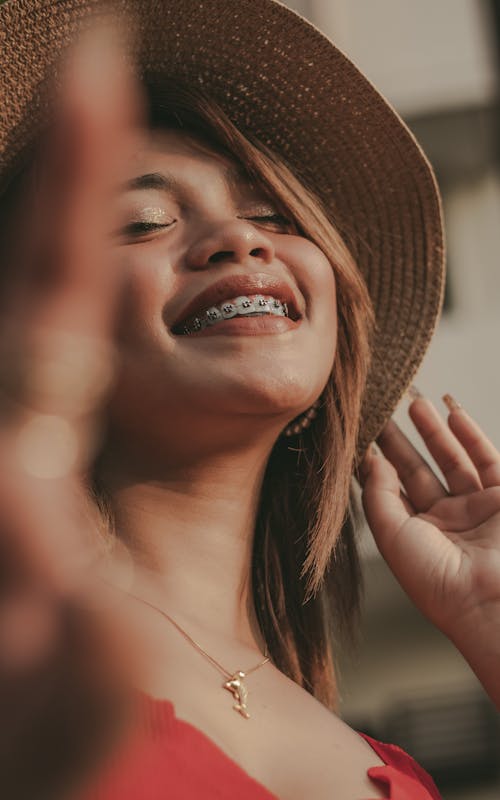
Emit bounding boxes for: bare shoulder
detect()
[156,654,387,800]
[126,608,387,799]
[255,662,386,769]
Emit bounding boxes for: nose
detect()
[186,220,275,270]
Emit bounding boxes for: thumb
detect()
[360,447,411,550]
[359,447,458,625]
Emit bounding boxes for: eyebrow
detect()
[123,164,255,195]
[124,172,178,193]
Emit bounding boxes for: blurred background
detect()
[282,1,500,798]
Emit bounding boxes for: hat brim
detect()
[0,0,445,454]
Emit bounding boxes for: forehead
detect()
[131,128,250,188]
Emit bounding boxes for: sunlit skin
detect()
[1,31,500,800]
[108,130,337,454]
[97,129,338,654]
[97,126,500,730]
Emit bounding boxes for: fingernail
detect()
[407,384,423,400]
[442,393,463,412]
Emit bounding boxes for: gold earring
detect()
[283,399,321,437]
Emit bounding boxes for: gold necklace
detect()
[126,589,270,719]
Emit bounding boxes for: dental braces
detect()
[181,296,289,335]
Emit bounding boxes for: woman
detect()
[0,1,499,799]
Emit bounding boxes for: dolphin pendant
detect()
[223,670,251,719]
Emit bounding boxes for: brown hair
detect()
[144,80,375,709]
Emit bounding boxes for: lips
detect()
[170,274,303,333]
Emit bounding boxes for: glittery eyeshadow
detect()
[133,206,170,224]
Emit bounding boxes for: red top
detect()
[80,695,442,799]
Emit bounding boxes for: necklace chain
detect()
[125,588,270,680]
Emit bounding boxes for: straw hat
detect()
[0,0,445,455]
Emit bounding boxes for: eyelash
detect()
[123,214,293,238]
[122,221,172,236]
[247,214,292,228]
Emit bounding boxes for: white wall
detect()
[306,0,498,115]
[399,171,500,441]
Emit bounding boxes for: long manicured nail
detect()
[442,393,462,412]
[407,384,423,400]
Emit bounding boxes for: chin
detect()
[208,370,325,418]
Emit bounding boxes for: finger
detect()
[422,487,500,532]
[0,443,98,592]
[409,392,482,495]
[360,444,417,515]
[400,488,416,516]
[360,448,460,614]
[0,590,61,673]
[0,25,144,421]
[444,396,500,489]
[377,418,447,511]
[360,447,411,544]
[27,22,144,337]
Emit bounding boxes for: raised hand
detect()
[360,390,500,708]
[0,22,144,797]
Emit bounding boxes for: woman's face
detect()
[110,129,338,451]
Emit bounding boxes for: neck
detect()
[98,437,275,652]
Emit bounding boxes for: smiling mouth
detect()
[172,294,295,335]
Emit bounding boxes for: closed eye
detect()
[121,214,293,239]
[121,221,174,237]
[245,214,294,230]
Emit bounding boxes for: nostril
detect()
[208,250,234,263]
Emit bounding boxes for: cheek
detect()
[279,235,336,305]
[107,251,179,428]
[115,250,176,350]
[279,236,338,352]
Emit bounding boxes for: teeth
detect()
[205,306,223,325]
[234,296,256,314]
[178,294,289,334]
[253,295,270,310]
[270,299,287,316]
[220,302,238,319]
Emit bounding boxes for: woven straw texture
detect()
[0,0,445,455]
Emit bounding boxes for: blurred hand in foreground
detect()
[0,20,145,799]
